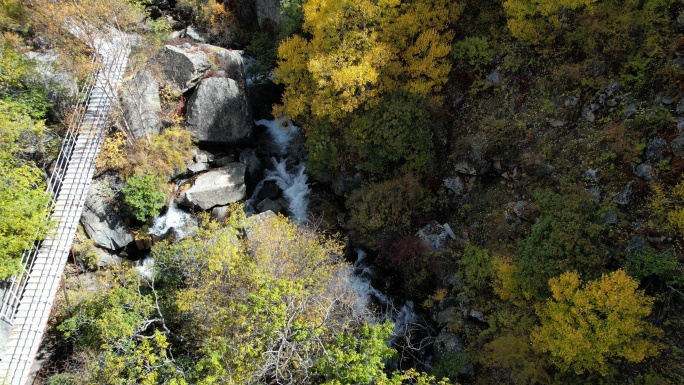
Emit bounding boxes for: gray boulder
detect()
[469,310,486,323]
[81,180,134,251]
[416,221,450,250]
[239,148,262,183]
[93,248,125,268]
[614,181,635,205]
[184,26,206,42]
[187,162,210,174]
[197,44,246,84]
[625,101,638,119]
[25,50,78,100]
[444,176,465,196]
[634,163,656,181]
[646,136,667,163]
[186,77,253,144]
[256,198,284,214]
[433,331,472,376]
[255,0,284,29]
[564,96,579,107]
[670,134,684,157]
[211,205,229,222]
[121,68,162,139]
[180,163,247,210]
[158,44,211,92]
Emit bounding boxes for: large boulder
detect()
[416,221,451,250]
[25,50,78,101]
[180,163,247,210]
[197,44,246,84]
[120,68,162,139]
[25,50,78,121]
[158,44,211,92]
[81,180,134,251]
[255,0,284,29]
[186,76,253,143]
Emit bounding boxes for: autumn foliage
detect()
[531,270,662,376]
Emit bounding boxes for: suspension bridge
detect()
[0,29,131,385]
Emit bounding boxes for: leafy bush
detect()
[97,127,196,180]
[304,119,338,180]
[452,36,494,73]
[345,91,435,177]
[625,248,681,285]
[515,189,607,298]
[346,173,436,249]
[457,243,494,299]
[122,173,166,222]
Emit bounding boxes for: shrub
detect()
[515,189,607,298]
[345,91,434,177]
[304,119,339,180]
[122,173,166,222]
[346,173,435,249]
[245,32,278,83]
[452,36,494,73]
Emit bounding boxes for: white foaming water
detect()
[249,118,310,223]
[254,117,299,155]
[265,158,310,223]
[351,248,421,342]
[136,256,155,281]
[148,198,191,239]
[350,248,389,305]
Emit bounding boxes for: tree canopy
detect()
[531,270,662,376]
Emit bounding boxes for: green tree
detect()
[122,173,166,222]
[531,270,662,376]
[515,190,607,298]
[502,0,596,47]
[346,174,436,249]
[345,90,434,176]
[54,270,185,385]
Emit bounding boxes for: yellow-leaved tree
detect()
[274,0,460,122]
[531,270,662,376]
[502,0,597,47]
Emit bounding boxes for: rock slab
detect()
[186,76,253,144]
[121,68,162,139]
[81,180,134,251]
[180,163,247,210]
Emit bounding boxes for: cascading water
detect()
[136,256,155,281]
[351,248,422,343]
[264,159,310,223]
[250,118,311,223]
[148,180,194,239]
[148,197,192,239]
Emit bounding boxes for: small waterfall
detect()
[136,256,155,281]
[265,159,310,223]
[350,248,421,343]
[254,117,299,155]
[148,180,194,240]
[251,118,310,223]
[148,198,191,239]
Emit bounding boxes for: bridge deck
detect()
[0,32,130,385]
